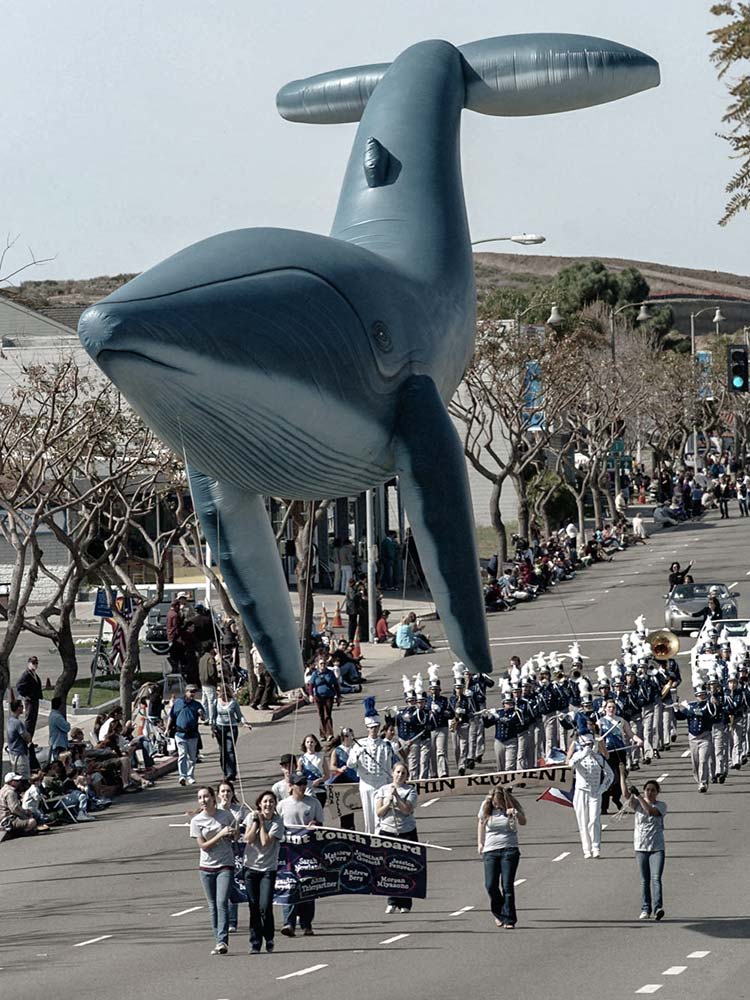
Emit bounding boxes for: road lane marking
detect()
[687,950,711,958]
[656,774,669,783]
[514,879,526,886]
[601,824,608,830]
[663,967,686,975]
[420,798,440,808]
[171,906,203,917]
[73,935,113,948]
[379,933,410,945]
[169,823,190,827]
[681,749,691,757]
[450,906,474,916]
[277,964,328,980]
[552,852,570,862]
[635,987,662,994]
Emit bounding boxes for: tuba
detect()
[647,628,680,662]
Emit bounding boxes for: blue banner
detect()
[275,827,427,904]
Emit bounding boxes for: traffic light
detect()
[728,345,749,393]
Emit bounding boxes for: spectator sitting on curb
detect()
[0,772,48,838]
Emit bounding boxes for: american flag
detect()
[106,618,127,666]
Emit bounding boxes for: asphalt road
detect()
[2,509,749,1000]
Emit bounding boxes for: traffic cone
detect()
[352,627,362,658]
[319,603,329,631]
[45,677,52,690]
[332,602,343,628]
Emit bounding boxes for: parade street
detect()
[1,508,749,1000]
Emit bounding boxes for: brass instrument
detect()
[647,628,679,662]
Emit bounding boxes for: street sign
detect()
[610,438,625,454]
[93,588,113,617]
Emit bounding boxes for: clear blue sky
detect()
[2,0,747,281]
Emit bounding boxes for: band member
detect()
[467,670,495,764]
[483,689,520,771]
[515,676,538,769]
[347,698,399,832]
[726,672,746,769]
[675,686,716,792]
[566,728,612,859]
[708,675,730,784]
[448,664,475,775]
[427,664,452,778]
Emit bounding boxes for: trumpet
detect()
[448,717,459,733]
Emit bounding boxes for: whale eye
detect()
[371,321,392,352]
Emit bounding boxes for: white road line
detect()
[171,905,203,917]
[168,823,189,827]
[687,950,711,958]
[277,964,328,980]
[601,824,608,830]
[73,935,113,948]
[656,774,669,783]
[663,966,687,975]
[514,878,526,886]
[379,933,410,945]
[681,749,691,758]
[635,986,662,995]
[552,852,570,862]
[420,798,440,808]
[450,906,474,916]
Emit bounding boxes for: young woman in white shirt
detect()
[477,786,526,928]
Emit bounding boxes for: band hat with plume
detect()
[634,615,647,635]
[427,663,441,687]
[621,632,632,651]
[414,672,425,698]
[452,662,465,685]
[509,664,522,687]
[567,642,588,661]
[402,674,415,697]
[363,695,380,728]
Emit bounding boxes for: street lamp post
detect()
[471,234,546,247]
[609,300,652,363]
[689,306,725,472]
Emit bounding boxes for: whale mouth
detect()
[96,349,184,375]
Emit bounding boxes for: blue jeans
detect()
[216,726,237,780]
[636,850,665,914]
[282,900,315,931]
[483,847,521,925]
[245,868,277,948]
[175,735,198,780]
[199,867,232,946]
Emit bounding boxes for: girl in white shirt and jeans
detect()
[477,787,526,928]
[628,779,667,921]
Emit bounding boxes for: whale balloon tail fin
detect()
[276,33,659,124]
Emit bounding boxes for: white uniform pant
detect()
[543,716,561,758]
[516,730,534,770]
[688,732,713,786]
[653,702,664,749]
[534,722,544,763]
[468,717,483,761]
[573,786,602,856]
[453,723,470,770]
[660,701,675,747]
[641,706,656,759]
[494,738,518,773]
[358,780,385,834]
[729,719,744,766]
[430,728,449,778]
[407,739,431,780]
[711,722,728,778]
[631,716,644,764]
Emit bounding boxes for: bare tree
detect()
[450,320,581,560]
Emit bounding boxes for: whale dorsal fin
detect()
[277,33,659,124]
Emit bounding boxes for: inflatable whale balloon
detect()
[79,34,659,691]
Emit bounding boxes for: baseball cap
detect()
[290,772,308,786]
[4,772,23,783]
[279,754,295,767]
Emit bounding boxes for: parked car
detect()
[664,581,739,633]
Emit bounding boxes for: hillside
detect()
[3,253,750,334]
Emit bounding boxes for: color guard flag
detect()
[537,786,574,808]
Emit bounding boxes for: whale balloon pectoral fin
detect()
[187,466,305,692]
[392,376,492,674]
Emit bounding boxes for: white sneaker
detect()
[385,905,395,914]
[179,777,186,786]
[187,777,196,785]
[592,850,600,859]
[583,852,592,859]
[76,812,96,822]
[639,911,650,920]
